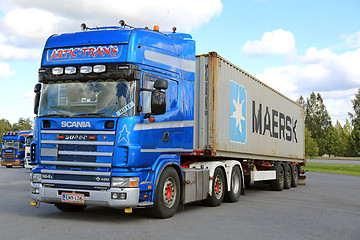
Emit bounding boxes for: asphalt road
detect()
[0,167,359,240]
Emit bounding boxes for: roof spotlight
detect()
[81,23,87,31]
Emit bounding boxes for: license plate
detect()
[61,193,85,204]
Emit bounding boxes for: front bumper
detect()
[1,159,22,167]
[30,183,140,208]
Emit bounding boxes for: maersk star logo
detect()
[230,81,246,143]
[118,125,130,144]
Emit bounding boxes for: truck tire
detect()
[149,167,180,219]
[224,166,242,203]
[55,203,87,212]
[283,164,292,190]
[270,163,284,191]
[291,165,299,187]
[204,167,225,207]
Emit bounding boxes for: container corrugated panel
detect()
[194,52,305,162]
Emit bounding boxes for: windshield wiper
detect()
[72,113,110,117]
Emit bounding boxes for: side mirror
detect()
[153,79,168,90]
[151,90,166,115]
[34,84,41,115]
[34,83,41,93]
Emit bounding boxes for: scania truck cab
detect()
[30,23,196,217]
[1,131,31,168]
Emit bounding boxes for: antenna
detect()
[138,11,170,49]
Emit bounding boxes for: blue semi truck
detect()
[30,21,305,218]
[1,131,31,168]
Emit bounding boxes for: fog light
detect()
[111,192,127,200]
[32,187,40,194]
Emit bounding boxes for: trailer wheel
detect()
[283,164,292,190]
[224,166,242,203]
[55,203,87,212]
[291,165,299,187]
[270,163,284,191]
[204,167,225,207]
[149,167,180,219]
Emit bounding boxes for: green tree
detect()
[349,88,360,127]
[334,120,347,156]
[348,125,360,157]
[323,125,341,156]
[296,95,305,107]
[304,92,331,156]
[11,118,33,131]
[0,119,12,141]
[305,128,319,159]
[348,88,360,156]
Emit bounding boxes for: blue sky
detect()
[0,0,359,126]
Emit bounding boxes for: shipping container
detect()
[194,52,305,163]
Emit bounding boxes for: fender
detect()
[149,154,183,203]
[189,161,226,196]
[222,160,245,195]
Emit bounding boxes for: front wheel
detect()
[149,167,180,219]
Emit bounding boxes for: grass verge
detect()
[303,163,360,177]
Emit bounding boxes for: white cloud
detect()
[0,62,16,78]
[21,88,35,103]
[242,29,296,56]
[299,47,334,63]
[0,44,42,61]
[340,31,360,48]
[3,8,68,45]
[0,0,222,61]
[256,46,360,126]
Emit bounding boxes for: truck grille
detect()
[39,130,116,190]
[4,158,14,163]
[3,152,15,159]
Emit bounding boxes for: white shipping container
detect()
[194,52,305,162]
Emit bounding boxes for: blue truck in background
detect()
[1,131,31,168]
[30,21,305,218]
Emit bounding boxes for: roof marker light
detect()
[153,25,159,31]
[52,67,63,75]
[80,66,92,74]
[93,65,106,73]
[65,66,76,75]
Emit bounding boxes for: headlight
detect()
[111,177,139,188]
[32,173,42,183]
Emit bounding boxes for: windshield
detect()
[2,141,20,150]
[39,79,138,118]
